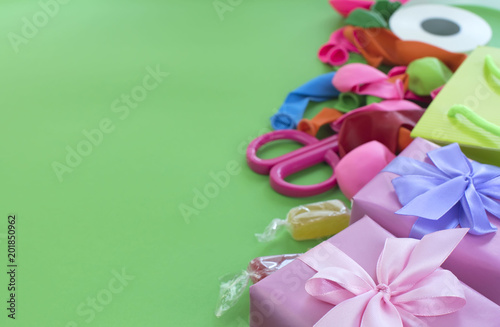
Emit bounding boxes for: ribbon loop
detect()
[300,228,468,327]
[384,142,500,237]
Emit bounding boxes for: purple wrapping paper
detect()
[249,217,500,327]
[351,137,500,305]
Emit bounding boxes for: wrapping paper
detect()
[249,217,500,326]
[351,137,500,305]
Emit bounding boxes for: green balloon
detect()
[372,0,402,21]
[345,9,388,29]
[407,57,453,96]
[366,95,383,105]
[336,92,366,112]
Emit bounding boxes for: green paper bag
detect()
[412,46,500,165]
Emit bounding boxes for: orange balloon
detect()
[297,108,343,136]
[397,126,413,152]
[343,26,467,72]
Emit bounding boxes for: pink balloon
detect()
[335,141,395,199]
[329,0,374,17]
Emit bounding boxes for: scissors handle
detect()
[247,130,319,174]
[270,135,339,197]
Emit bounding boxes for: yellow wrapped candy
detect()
[256,199,350,242]
[287,199,350,240]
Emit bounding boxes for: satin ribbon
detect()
[333,63,408,100]
[318,28,360,66]
[383,143,500,238]
[270,72,340,130]
[300,228,467,327]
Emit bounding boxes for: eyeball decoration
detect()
[389,2,492,52]
[321,0,495,67]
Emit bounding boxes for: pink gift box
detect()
[249,217,500,326]
[351,137,500,305]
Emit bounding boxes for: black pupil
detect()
[421,18,461,36]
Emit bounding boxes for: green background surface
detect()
[0,1,499,327]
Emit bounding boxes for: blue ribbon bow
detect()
[270,72,340,130]
[383,143,500,238]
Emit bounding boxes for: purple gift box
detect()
[249,217,500,326]
[351,137,500,305]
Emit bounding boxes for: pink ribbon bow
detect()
[300,228,468,327]
[333,63,407,99]
[318,28,360,66]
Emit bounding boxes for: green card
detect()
[412,46,500,165]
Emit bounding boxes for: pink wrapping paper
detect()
[249,217,500,327]
[351,137,500,305]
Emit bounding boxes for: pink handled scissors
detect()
[246,130,340,197]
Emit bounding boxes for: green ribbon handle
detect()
[484,55,500,95]
[447,55,500,137]
[448,105,500,137]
